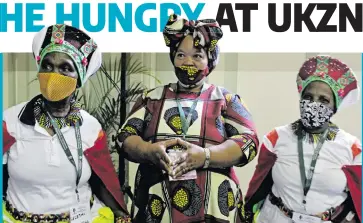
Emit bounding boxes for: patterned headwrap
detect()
[297,55,360,111]
[163,14,223,74]
[32,24,102,87]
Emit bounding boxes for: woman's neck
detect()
[304,122,329,134]
[43,96,72,118]
[177,82,203,93]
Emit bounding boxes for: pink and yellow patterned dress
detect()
[118,83,259,223]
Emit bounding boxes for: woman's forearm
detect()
[97,184,128,218]
[120,135,150,163]
[89,172,128,219]
[207,139,244,168]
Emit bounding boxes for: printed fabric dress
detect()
[118,83,259,223]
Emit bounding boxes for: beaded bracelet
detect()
[115,216,132,223]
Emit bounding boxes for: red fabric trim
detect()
[3,121,16,155]
[201,99,226,145]
[244,144,276,204]
[266,129,279,148]
[84,130,129,214]
[342,165,361,221]
[351,141,361,160]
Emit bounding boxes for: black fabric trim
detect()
[18,95,43,126]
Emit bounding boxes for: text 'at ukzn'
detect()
[216,3,363,32]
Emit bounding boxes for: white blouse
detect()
[257,124,361,223]
[3,102,104,216]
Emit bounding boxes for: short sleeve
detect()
[117,96,146,147]
[222,93,259,167]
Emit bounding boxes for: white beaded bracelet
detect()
[203,147,211,168]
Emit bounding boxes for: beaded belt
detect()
[269,192,335,221]
[4,196,94,223]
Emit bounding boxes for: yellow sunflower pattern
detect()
[146,194,166,222]
[173,188,190,210]
[164,107,198,135]
[171,181,202,216]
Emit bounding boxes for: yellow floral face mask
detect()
[174,65,208,86]
[38,73,77,101]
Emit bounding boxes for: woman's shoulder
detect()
[210,85,243,101]
[336,128,361,146]
[142,84,170,100]
[329,127,361,162]
[3,101,29,121]
[262,124,293,145]
[212,85,232,95]
[78,110,105,146]
[79,110,101,129]
[211,85,251,102]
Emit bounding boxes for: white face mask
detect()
[300,99,334,128]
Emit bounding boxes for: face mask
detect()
[174,65,208,87]
[300,99,334,129]
[38,73,77,102]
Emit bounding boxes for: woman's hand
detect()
[145,138,179,175]
[171,139,206,178]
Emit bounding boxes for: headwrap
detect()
[297,55,360,111]
[162,14,223,74]
[32,24,102,87]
